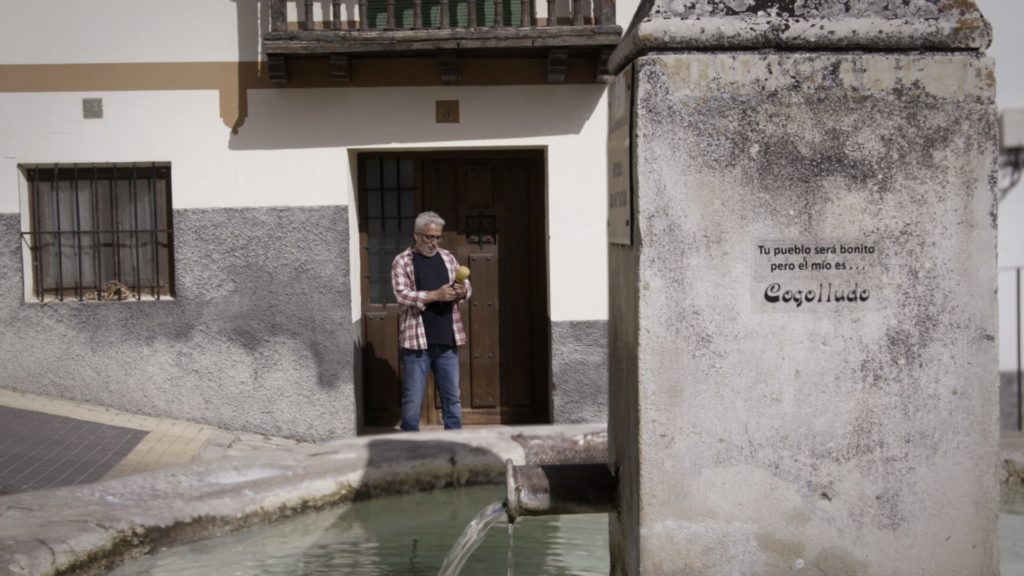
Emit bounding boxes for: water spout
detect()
[503,459,616,523]
[436,501,507,576]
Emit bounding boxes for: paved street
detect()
[0,388,303,496]
[0,406,146,495]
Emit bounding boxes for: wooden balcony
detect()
[263,0,621,84]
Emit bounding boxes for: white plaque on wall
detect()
[752,239,883,312]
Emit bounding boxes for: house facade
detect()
[0,0,634,440]
[2,0,1021,440]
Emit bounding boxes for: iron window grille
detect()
[362,156,416,305]
[20,163,175,303]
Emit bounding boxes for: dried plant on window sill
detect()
[82,280,137,301]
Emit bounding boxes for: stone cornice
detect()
[609,0,992,74]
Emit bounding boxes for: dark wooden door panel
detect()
[465,164,494,209]
[500,160,533,407]
[467,250,499,409]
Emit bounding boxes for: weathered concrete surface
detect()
[610,50,999,575]
[611,0,991,73]
[0,207,354,442]
[0,424,604,576]
[552,320,609,424]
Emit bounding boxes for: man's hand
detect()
[428,285,458,302]
[453,282,468,301]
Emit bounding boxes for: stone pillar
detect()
[605,2,999,575]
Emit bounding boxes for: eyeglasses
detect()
[417,233,443,242]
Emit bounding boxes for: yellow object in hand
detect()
[455,266,471,283]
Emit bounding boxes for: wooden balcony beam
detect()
[595,47,612,82]
[546,48,568,83]
[263,26,622,54]
[330,53,352,82]
[440,50,458,83]
[268,54,289,84]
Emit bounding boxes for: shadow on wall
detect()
[166,207,352,391]
[228,0,265,133]
[353,322,366,432]
[226,82,607,151]
[362,342,400,397]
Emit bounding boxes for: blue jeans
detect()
[400,345,462,431]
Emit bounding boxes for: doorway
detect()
[358,150,549,427]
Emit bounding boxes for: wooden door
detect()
[359,152,548,428]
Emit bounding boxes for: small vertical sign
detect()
[607,65,633,245]
[436,100,460,123]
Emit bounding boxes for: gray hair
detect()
[414,211,445,233]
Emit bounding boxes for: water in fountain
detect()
[436,501,507,576]
[108,486,609,575]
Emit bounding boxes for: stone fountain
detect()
[508,1,1001,574]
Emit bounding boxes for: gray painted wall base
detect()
[551,320,608,424]
[1003,371,1022,431]
[0,207,355,441]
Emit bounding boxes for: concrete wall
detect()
[613,50,999,574]
[551,320,608,423]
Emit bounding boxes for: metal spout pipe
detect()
[503,459,616,523]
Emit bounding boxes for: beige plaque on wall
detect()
[607,65,633,245]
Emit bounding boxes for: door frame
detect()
[355,148,551,428]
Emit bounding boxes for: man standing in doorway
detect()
[392,211,471,431]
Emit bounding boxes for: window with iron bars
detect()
[20,163,175,302]
[362,156,416,305]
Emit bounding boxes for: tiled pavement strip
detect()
[0,388,304,495]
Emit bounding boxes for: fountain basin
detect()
[0,424,604,576]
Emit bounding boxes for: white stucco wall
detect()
[977,0,1024,375]
[977,0,1024,111]
[0,1,249,64]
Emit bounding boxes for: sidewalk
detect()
[0,388,304,495]
[2,387,1024,496]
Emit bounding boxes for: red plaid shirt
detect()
[391,247,471,350]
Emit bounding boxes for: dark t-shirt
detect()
[412,251,455,347]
